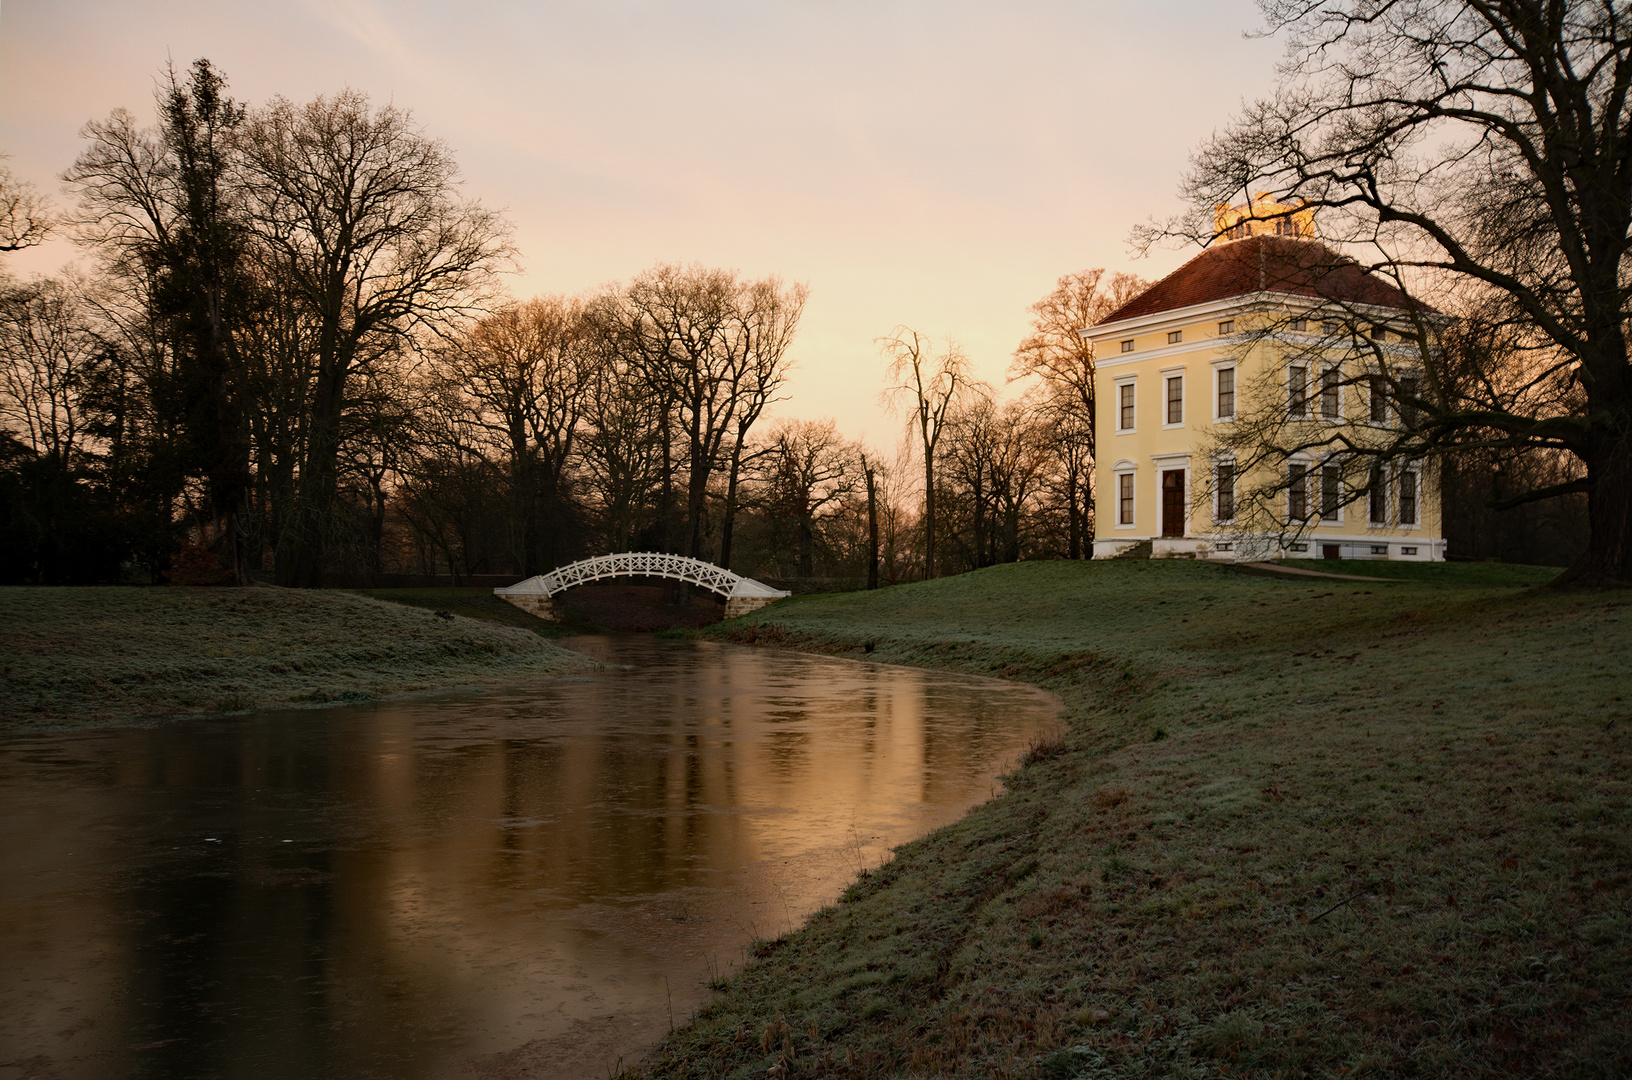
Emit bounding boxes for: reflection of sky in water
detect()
[0,637,1059,1080]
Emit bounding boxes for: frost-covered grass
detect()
[0,586,593,729]
[636,559,1630,1078]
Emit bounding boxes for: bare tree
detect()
[0,276,104,462]
[942,388,1001,569]
[65,59,258,582]
[0,162,56,253]
[989,396,1051,564]
[756,418,857,577]
[1010,269,1147,555]
[616,264,804,564]
[1150,0,1632,584]
[1034,384,1096,556]
[239,89,513,587]
[433,296,597,573]
[861,448,880,588]
[717,276,805,569]
[879,327,969,578]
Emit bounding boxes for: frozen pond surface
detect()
[0,636,1059,1079]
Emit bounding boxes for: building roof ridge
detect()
[1093,234,1426,330]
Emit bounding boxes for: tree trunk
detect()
[865,464,879,590]
[720,435,744,570]
[276,327,347,588]
[797,508,814,578]
[922,455,936,579]
[1560,435,1632,586]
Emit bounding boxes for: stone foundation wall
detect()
[724,596,782,619]
[497,594,561,621]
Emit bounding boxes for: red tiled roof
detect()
[1095,235,1425,328]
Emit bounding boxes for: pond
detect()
[0,636,1059,1079]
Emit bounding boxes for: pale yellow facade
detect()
[1088,296,1445,563]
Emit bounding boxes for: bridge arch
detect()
[494,552,790,621]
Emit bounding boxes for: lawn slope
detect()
[636,560,1629,1078]
[1,586,593,729]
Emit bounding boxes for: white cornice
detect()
[1084,290,1440,343]
[1097,340,1235,369]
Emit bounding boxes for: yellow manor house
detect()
[1087,201,1446,563]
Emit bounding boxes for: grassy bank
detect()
[0,586,593,730]
[636,560,1629,1078]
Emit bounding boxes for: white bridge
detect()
[494,552,790,621]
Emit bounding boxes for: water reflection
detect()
[0,636,1058,1079]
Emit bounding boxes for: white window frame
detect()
[1398,466,1422,529]
[1213,456,1237,525]
[1288,364,1310,419]
[1319,363,1343,422]
[1161,367,1185,429]
[1113,462,1137,529]
[1368,474,1391,527]
[1287,457,1313,522]
[1318,461,1344,524]
[1114,376,1137,434]
[1366,367,1390,427]
[1212,360,1237,422]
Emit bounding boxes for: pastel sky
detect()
[0,0,1282,447]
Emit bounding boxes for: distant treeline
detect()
[0,61,1116,587]
[0,60,1582,585]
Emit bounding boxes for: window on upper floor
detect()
[1289,318,1308,332]
[1320,366,1341,420]
[1218,319,1234,335]
[1120,339,1135,353]
[1216,366,1235,420]
[1369,374,1388,423]
[1166,375,1184,424]
[1118,383,1135,431]
[1398,374,1421,429]
[1288,365,1309,419]
[1168,330,1183,344]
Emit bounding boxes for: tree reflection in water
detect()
[0,636,1058,1079]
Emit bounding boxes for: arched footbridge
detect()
[494,552,790,621]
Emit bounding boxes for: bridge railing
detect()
[494,552,790,601]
